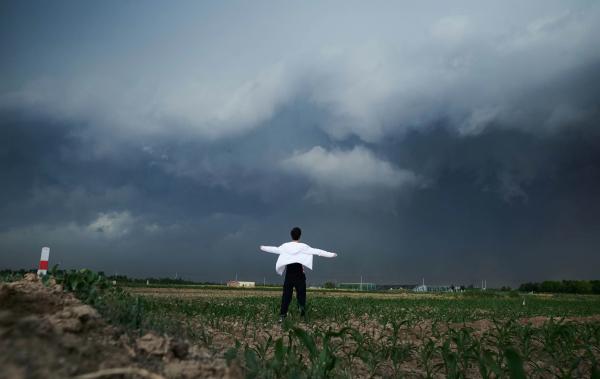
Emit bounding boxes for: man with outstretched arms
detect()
[260,226,337,322]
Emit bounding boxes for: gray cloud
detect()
[2,2,599,144]
[1,1,600,286]
[282,146,420,201]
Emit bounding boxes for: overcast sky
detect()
[1,1,599,287]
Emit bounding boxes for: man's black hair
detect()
[291,227,301,241]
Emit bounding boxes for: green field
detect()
[3,269,600,377]
[102,285,600,378]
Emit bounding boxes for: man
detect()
[260,226,337,322]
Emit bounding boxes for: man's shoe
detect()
[278,315,286,324]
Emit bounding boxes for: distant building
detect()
[413,284,454,292]
[413,284,427,292]
[379,284,418,291]
[338,282,377,291]
[227,281,255,288]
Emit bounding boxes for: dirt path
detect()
[0,275,239,379]
[127,286,443,299]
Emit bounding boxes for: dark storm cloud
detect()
[1,1,600,286]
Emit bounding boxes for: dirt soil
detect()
[0,274,241,379]
[128,286,443,299]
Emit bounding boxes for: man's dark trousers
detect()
[280,263,306,316]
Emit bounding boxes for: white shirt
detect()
[260,241,337,275]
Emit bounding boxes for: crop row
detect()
[97,289,600,377]
[35,269,600,378]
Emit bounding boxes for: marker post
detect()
[37,247,50,277]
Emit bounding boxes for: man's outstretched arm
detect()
[260,245,281,254]
[307,248,337,258]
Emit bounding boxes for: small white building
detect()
[414,284,428,292]
[413,284,454,292]
[227,280,255,288]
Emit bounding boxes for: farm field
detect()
[3,271,600,378]
[125,284,600,378]
[128,286,447,299]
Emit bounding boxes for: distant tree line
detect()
[0,268,34,275]
[102,273,202,285]
[519,280,600,294]
[4,268,599,294]
[0,268,34,281]
[0,268,217,285]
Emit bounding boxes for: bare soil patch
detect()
[128,287,281,299]
[0,275,239,379]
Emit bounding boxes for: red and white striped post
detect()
[37,247,50,277]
